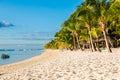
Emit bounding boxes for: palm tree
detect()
[107,0,120,47]
[93,0,119,52]
[44,0,120,52]
[86,0,120,52]
[91,27,102,52]
[55,28,73,49]
[75,3,97,52]
[62,19,83,50]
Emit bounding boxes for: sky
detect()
[0,0,82,34]
[0,0,82,44]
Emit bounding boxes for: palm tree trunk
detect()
[103,30,112,53]
[72,33,77,50]
[89,31,96,52]
[99,18,112,53]
[87,23,96,52]
[107,36,113,48]
[89,41,93,52]
[76,35,83,51]
[96,38,101,52]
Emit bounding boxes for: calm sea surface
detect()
[0,32,54,66]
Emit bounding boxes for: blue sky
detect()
[0,0,82,44]
[0,0,82,34]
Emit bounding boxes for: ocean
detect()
[0,32,54,66]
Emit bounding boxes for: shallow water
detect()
[0,44,44,66]
[0,32,54,66]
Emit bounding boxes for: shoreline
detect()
[0,48,119,74]
[0,49,59,75]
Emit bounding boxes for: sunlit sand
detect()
[0,48,120,80]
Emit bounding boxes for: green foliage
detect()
[45,0,120,50]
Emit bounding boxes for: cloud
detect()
[0,21,14,28]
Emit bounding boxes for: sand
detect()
[0,49,58,75]
[0,48,120,80]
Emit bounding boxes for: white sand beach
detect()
[0,48,120,80]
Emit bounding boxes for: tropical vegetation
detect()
[44,0,120,53]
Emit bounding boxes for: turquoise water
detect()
[0,44,43,65]
[0,32,54,66]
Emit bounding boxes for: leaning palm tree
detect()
[107,0,120,47]
[93,0,120,52]
[62,19,83,50]
[91,27,102,52]
[75,3,97,52]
